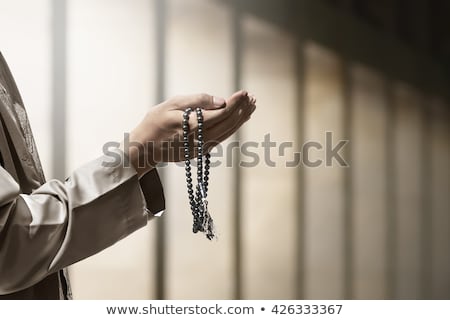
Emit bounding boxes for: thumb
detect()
[171,93,226,111]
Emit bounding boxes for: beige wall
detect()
[0,0,448,299]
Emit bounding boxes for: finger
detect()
[187,99,255,157]
[177,90,250,138]
[212,95,255,137]
[205,116,250,153]
[249,93,256,105]
[214,99,252,137]
[170,93,226,111]
[216,103,255,142]
[202,90,249,127]
[205,101,256,149]
[188,100,254,154]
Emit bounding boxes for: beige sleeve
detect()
[0,148,164,295]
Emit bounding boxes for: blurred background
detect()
[0,0,449,299]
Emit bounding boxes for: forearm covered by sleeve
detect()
[0,148,164,294]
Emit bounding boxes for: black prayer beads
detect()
[183,107,215,240]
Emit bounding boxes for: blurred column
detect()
[303,43,345,299]
[231,0,243,299]
[51,0,67,181]
[430,99,450,299]
[154,0,167,300]
[393,83,423,299]
[241,16,297,299]
[351,64,388,298]
[67,0,157,299]
[164,0,234,299]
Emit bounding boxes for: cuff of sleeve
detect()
[139,169,165,218]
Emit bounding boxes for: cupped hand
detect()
[126,90,256,177]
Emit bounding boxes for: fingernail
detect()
[213,96,226,107]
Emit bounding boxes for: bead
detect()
[182,107,214,239]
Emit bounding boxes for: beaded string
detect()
[183,107,215,240]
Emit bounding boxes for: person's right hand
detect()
[126,90,256,177]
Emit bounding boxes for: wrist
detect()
[120,134,154,178]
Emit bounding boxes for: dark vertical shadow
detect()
[154,0,167,300]
[294,40,306,300]
[342,59,353,299]
[290,0,307,300]
[385,79,397,299]
[51,0,67,180]
[231,0,243,300]
[420,94,432,299]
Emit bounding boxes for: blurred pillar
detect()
[51,0,67,180]
[393,83,423,299]
[154,0,167,300]
[351,65,388,298]
[241,16,297,299]
[303,43,345,299]
[430,100,450,299]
